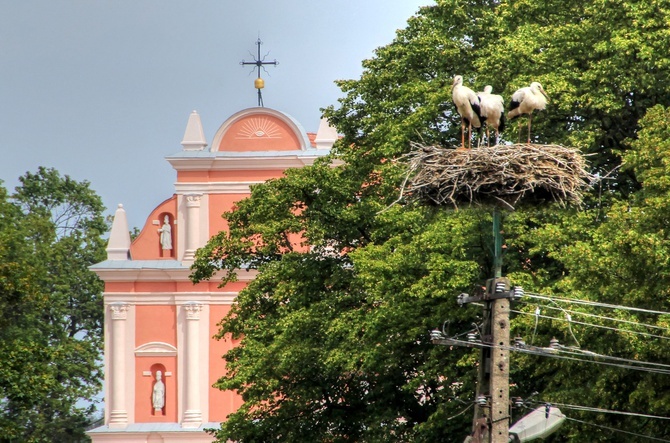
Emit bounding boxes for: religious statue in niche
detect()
[152,370,165,413]
[157,215,172,250]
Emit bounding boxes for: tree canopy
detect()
[0,167,106,442]
[192,1,670,441]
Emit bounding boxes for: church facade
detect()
[87,107,337,442]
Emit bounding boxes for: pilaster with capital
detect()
[182,302,203,427]
[109,303,130,427]
[183,194,202,261]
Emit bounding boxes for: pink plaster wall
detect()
[131,196,178,260]
[217,115,302,152]
[135,305,177,348]
[176,169,289,183]
[208,304,243,421]
[134,305,178,422]
[135,357,178,423]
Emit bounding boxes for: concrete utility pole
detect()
[437,209,521,443]
[489,209,510,443]
[464,209,515,443]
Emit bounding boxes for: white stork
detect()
[477,85,505,147]
[507,82,549,143]
[451,75,482,149]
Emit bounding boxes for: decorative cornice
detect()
[103,293,238,305]
[174,182,257,194]
[166,155,326,172]
[135,341,178,357]
[110,302,129,320]
[92,267,257,283]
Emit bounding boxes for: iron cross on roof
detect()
[240,38,279,107]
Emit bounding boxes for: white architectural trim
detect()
[166,155,326,172]
[103,293,238,305]
[182,194,203,261]
[181,110,208,151]
[135,342,178,357]
[109,303,130,428]
[92,267,258,283]
[174,182,259,194]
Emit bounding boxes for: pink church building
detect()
[87,107,337,442]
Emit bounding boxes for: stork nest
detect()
[397,143,595,210]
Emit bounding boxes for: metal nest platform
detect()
[398,143,595,210]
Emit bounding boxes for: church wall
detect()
[208,304,243,421]
[208,194,246,235]
[134,282,178,293]
[176,169,289,183]
[135,305,177,347]
[135,357,178,422]
[133,305,178,422]
[131,196,178,260]
[90,107,334,442]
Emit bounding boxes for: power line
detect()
[531,400,670,421]
[438,336,670,375]
[510,308,670,341]
[525,293,670,316]
[549,345,670,370]
[517,301,670,332]
[562,415,670,442]
[513,343,670,375]
[517,404,670,442]
[445,403,474,421]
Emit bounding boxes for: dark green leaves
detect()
[0,168,106,442]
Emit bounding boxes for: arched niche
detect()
[157,212,174,258]
[150,363,167,416]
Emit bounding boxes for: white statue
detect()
[152,370,165,412]
[158,215,172,250]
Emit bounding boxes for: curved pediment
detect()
[211,107,310,152]
[135,341,178,357]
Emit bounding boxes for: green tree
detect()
[0,167,107,442]
[505,105,670,441]
[193,1,670,441]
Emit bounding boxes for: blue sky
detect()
[0,1,434,229]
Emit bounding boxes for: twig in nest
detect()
[396,143,596,209]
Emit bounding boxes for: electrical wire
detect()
[512,344,670,375]
[547,346,670,371]
[531,400,670,420]
[510,308,670,341]
[525,293,670,316]
[530,298,581,347]
[517,301,670,332]
[445,403,474,421]
[439,337,670,375]
[518,404,670,442]
[562,415,670,442]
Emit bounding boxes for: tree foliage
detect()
[0,167,106,442]
[192,1,670,441]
